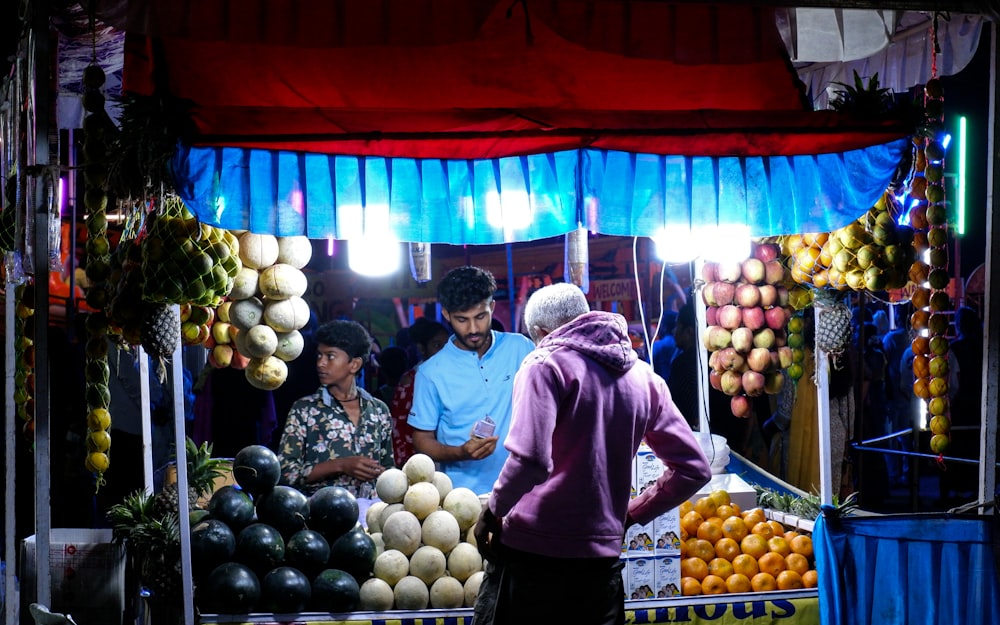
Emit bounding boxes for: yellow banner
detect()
[207,594,819,625]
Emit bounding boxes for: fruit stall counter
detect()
[200,589,819,625]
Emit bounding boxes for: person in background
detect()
[651,310,678,383]
[473,283,710,625]
[667,303,698,429]
[881,310,911,486]
[375,346,409,406]
[389,317,451,466]
[278,320,393,498]
[409,266,535,495]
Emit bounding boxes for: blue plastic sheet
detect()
[815,509,1000,625]
[170,139,909,242]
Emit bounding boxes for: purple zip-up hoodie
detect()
[488,310,712,559]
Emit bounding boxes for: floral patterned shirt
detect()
[278,385,394,498]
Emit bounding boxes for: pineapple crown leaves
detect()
[107,489,179,554]
[829,70,895,120]
[181,437,231,498]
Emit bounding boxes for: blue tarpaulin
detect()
[170,138,909,243]
[814,509,1000,625]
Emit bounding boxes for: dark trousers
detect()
[473,543,625,625]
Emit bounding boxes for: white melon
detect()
[432,471,453,503]
[229,267,259,301]
[244,356,288,390]
[276,235,313,269]
[370,532,385,555]
[379,502,405,529]
[359,577,395,610]
[263,295,311,332]
[403,482,441,520]
[409,545,446,585]
[402,453,436,484]
[373,548,410,586]
[381,510,422,557]
[429,576,465,609]
[273,330,304,362]
[422,510,460,554]
[442,487,483,532]
[244,323,278,359]
[463,571,485,607]
[393,576,429,610]
[446,542,483,583]
[229,297,265,331]
[365,501,388,533]
[376,468,409,503]
[258,263,308,300]
[238,232,279,269]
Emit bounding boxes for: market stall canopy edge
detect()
[119,0,913,241]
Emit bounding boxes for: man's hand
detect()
[624,510,638,532]
[474,507,503,560]
[462,435,499,460]
[310,457,384,482]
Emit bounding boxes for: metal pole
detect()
[170,309,195,625]
[139,345,154,494]
[4,271,17,625]
[693,259,710,434]
[816,347,835,505]
[31,3,53,612]
[978,21,999,510]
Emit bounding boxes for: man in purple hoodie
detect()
[473,283,711,625]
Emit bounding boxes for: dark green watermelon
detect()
[328,526,377,585]
[310,568,360,613]
[308,486,359,541]
[284,530,331,578]
[190,519,236,576]
[233,445,282,496]
[235,523,285,575]
[260,566,312,614]
[208,485,256,532]
[255,485,309,538]
[200,562,260,614]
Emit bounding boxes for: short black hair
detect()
[437,266,496,313]
[316,320,372,360]
[676,302,696,329]
[409,317,449,347]
[376,346,409,379]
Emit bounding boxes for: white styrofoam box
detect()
[623,520,656,553]
[624,555,656,601]
[654,555,682,598]
[653,507,681,554]
[689,472,757,512]
[20,529,125,625]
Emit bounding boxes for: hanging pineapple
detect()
[812,289,852,357]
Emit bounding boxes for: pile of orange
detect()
[677,490,817,596]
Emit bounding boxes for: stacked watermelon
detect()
[191,445,376,614]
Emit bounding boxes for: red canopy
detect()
[122,0,909,159]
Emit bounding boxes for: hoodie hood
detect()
[538,310,636,373]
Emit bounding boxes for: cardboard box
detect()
[689,472,758,512]
[653,507,682,553]
[654,555,682,598]
[623,521,655,553]
[624,555,656,601]
[20,529,125,625]
[634,450,666,497]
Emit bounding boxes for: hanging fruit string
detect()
[81,55,114,489]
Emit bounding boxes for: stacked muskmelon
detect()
[363,454,485,610]
[209,234,313,390]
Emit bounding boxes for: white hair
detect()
[523,282,590,343]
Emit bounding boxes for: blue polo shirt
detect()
[409,330,535,495]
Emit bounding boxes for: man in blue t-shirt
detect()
[409,266,535,495]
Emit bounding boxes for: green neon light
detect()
[958,116,967,235]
